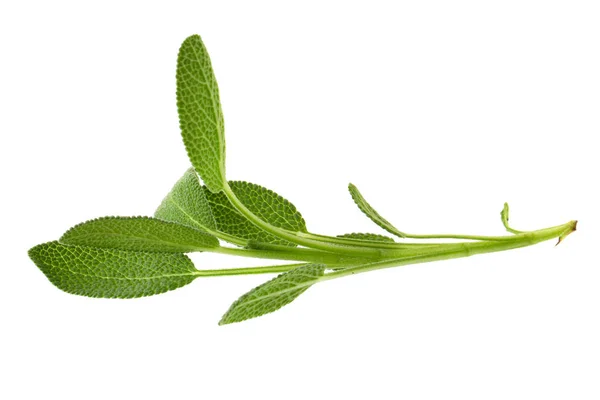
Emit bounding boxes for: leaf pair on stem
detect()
[29,35,577,325]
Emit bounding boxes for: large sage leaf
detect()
[177,35,226,193]
[29,242,198,298]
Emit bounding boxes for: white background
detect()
[1,1,599,399]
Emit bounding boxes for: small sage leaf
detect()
[219,264,325,325]
[348,183,407,238]
[60,216,219,253]
[501,202,510,228]
[28,242,198,298]
[337,232,395,242]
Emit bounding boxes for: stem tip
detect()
[556,220,578,246]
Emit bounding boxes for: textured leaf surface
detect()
[337,232,395,242]
[348,183,406,238]
[60,216,219,253]
[219,264,325,325]
[29,242,198,298]
[204,181,307,247]
[177,35,226,192]
[155,168,217,232]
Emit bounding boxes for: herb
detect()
[28,34,577,325]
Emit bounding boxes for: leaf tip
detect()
[500,202,509,224]
[27,243,40,263]
[28,241,53,264]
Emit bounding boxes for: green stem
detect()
[321,220,577,281]
[222,183,577,266]
[192,260,355,278]
[298,231,517,247]
[214,240,495,265]
[222,184,385,257]
[222,183,542,258]
[190,220,575,279]
[194,263,308,277]
[213,245,367,264]
[213,231,248,247]
[380,233,520,241]
[222,184,484,257]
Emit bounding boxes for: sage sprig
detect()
[29,34,577,325]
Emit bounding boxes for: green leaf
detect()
[155,168,217,232]
[155,171,307,247]
[204,181,308,247]
[60,216,219,253]
[28,242,198,298]
[500,202,525,235]
[501,203,509,228]
[219,264,325,325]
[348,183,407,238]
[177,34,226,193]
[337,232,395,242]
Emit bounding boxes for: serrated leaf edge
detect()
[228,180,308,233]
[59,215,220,252]
[28,241,199,299]
[219,264,325,325]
